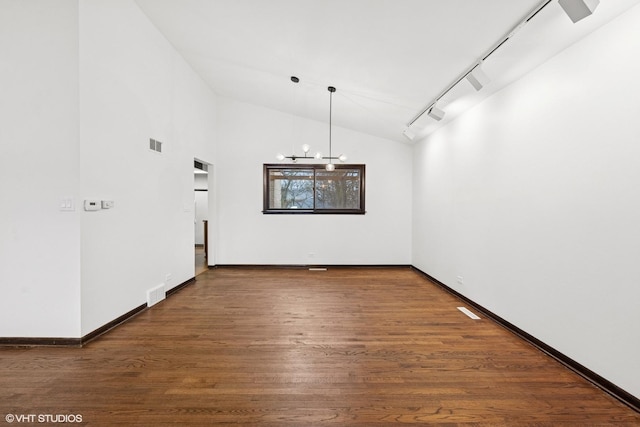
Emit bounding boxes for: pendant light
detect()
[326,86,336,171]
[276,78,347,166]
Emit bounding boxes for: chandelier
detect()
[276,79,347,171]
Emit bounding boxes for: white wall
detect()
[78,0,217,335]
[0,0,81,337]
[413,4,640,398]
[216,97,412,265]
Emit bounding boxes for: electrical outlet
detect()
[165,273,172,283]
[456,276,464,285]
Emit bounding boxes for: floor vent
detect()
[457,306,481,320]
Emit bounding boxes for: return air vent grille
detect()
[149,138,163,153]
[194,160,208,172]
[147,284,166,307]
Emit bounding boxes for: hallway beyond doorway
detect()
[194,245,207,276]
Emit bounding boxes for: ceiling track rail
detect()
[408,0,553,127]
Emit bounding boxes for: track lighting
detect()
[403,127,416,141]
[405,0,601,137]
[466,64,491,91]
[558,0,600,23]
[427,105,445,121]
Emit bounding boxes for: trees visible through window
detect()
[263,164,365,214]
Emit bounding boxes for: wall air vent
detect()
[194,160,208,172]
[149,138,163,153]
[147,284,166,307]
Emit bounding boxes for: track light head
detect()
[402,127,416,141]
[558,0,600,23]
[466,65,491,91]
[427,105,445,121]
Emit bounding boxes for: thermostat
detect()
[84,200,101,211]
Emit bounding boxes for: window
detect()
[263,164,365,214]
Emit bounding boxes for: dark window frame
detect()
[263,163,366,215]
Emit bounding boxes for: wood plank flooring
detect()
[195,246,208,276]
[1,267,639,425]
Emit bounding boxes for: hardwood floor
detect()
[1,267,638,425]
[195,245,208,276]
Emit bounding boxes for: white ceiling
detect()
[135,0,640,143]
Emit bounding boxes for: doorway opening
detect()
[194,159,210,275]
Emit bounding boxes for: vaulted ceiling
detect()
[135,0,640,143]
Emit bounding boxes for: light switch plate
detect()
[60,198,74,211]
